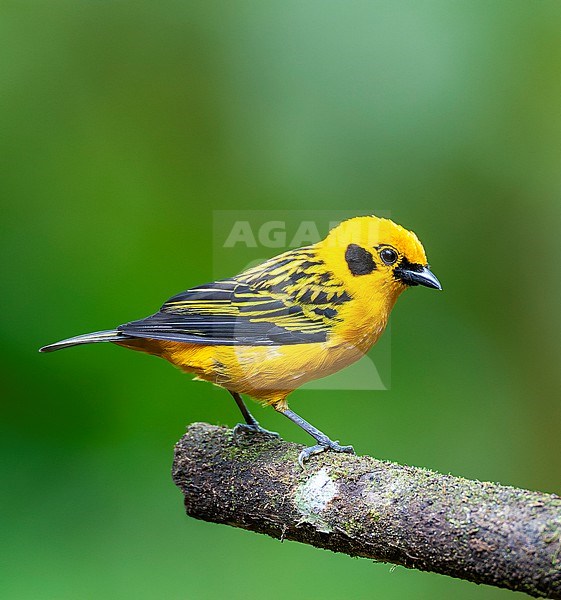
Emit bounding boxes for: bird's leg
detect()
[276,406,355,468]
[229,391,279,440]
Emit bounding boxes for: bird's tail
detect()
[39,330,127,353]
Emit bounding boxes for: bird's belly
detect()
[156,339,368,404]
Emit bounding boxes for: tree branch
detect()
[172,423,561,599]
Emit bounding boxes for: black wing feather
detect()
[118,249,350,346]
[119,303,324,345]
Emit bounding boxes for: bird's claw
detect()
[233,422,280,443]
[298,440,355,469]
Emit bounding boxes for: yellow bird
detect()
[40,215,441,465]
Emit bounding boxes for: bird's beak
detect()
[395,264,442,290]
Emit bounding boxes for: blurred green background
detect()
[2,1,561,598]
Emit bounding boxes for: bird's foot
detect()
[233,422,280,443]
[298,440,355,469]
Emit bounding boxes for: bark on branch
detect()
[172,423,561,598]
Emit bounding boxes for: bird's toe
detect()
[298,440,355,468]
[330,442,355,455]
[233,423,280,442]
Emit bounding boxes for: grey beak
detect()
[395,264,442,290]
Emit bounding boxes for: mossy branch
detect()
[172,423,561,599]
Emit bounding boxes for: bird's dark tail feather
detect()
[39,330,127,353]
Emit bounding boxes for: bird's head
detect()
[318,215,441,302]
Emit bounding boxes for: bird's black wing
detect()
[118,248,351,346]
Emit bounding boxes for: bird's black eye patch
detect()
[380,247,398,265]
[345,244,376,275]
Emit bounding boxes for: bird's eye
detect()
[380,248,398,265]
